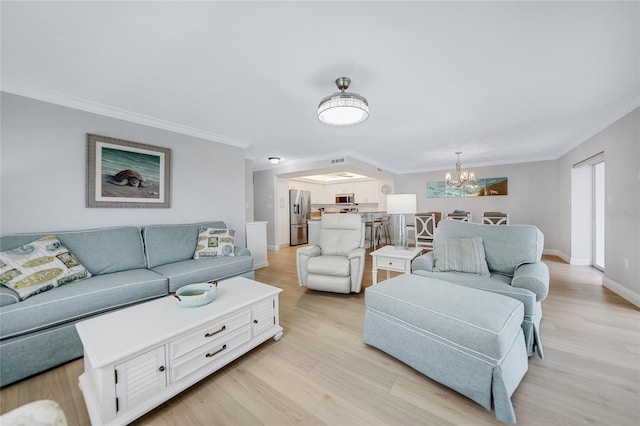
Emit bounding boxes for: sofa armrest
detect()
[512,262,549,302]
[412,252,435,272]
[235,247,251,257]
[296,245,322,286]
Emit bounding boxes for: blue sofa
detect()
[411,220,549,358]
[0,221,254,387]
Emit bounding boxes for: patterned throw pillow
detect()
[193,227,236,258]
[0,235,92,300]
[433,236,490,277]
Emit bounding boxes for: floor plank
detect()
[1,248,638,425]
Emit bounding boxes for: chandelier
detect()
[445,152,475,188]
[317,77,369,127]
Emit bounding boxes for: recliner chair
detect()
[296,214,366,293]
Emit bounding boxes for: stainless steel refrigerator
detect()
[290,189,311,246]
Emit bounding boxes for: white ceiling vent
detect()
[330,157,346,165]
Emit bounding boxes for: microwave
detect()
[335,193,355,204]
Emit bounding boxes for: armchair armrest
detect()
[348,247,366,260]
[412,252,435,272]
[297,245,321,258]
[348,248,366,293]
[296,245,322,286]
[512,262,550,302]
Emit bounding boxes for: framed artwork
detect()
[427,177,508,198]
[86,134,171,208]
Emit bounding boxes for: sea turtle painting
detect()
[111,169,147,187]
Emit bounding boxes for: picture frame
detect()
[86,134,171,208]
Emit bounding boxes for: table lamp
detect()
[386,194,417,249]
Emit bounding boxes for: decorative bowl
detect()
[173,281,217,308]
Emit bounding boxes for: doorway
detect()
[592,161,605,271]
[571,152,605,270]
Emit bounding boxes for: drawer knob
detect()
[253,319,258,324]
[158,366,165,372]
[205,344,227,358]
[205,325,226,338]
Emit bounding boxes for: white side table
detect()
[370,245,422,284]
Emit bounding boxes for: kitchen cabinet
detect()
[290,181,324,204]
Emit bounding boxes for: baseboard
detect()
[543,249,570,264]
[602,277,640,308]
[569,257,591,266]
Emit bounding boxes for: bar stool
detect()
[374,215,391,247]
[363,214,375,249]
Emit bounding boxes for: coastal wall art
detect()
[86,134,171,208]
[427,177,508,198]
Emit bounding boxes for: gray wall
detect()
[557,108,639,301]
[395,160,559,247]
[1,93,248,246]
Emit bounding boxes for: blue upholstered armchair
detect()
[411,220,549,358]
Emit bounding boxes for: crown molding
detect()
[555,91,640,159]
[1,79,251,149]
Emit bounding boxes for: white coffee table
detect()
[77,276,283,426]
[370,245,423,284]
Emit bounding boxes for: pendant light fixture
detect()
[445,152,475,188]
[317,77,369,127]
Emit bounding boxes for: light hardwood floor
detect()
[1,247,638,425]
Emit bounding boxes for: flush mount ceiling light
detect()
[318,77,369,127]
[268,157,281,165]
[445,152,475,188]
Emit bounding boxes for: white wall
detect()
[245,158,254,223]
[1,93,248,246]
[253,169,277,248]
[557,108,640,304]
[394,160,560,247]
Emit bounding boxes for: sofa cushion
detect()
[433,236,490,276]
[0,227,146,275]
[143,221,227,268]
[0,236,92,300]
[193,227,236,258]
[0,269,168,340]
[151,255,253,292]
[435,220,544,275]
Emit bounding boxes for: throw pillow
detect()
[193,227,236,258]
[0,235,92,300]
[433,236,490,277]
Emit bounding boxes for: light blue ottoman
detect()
[364,274,528,423]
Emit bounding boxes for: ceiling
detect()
[2,1,638,175]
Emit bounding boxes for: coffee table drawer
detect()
[376,256,407,271]
[169,325,252,383]
[168,308,251,360]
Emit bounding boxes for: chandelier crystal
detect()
[445,152,475,188]
[318,77,369,127]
